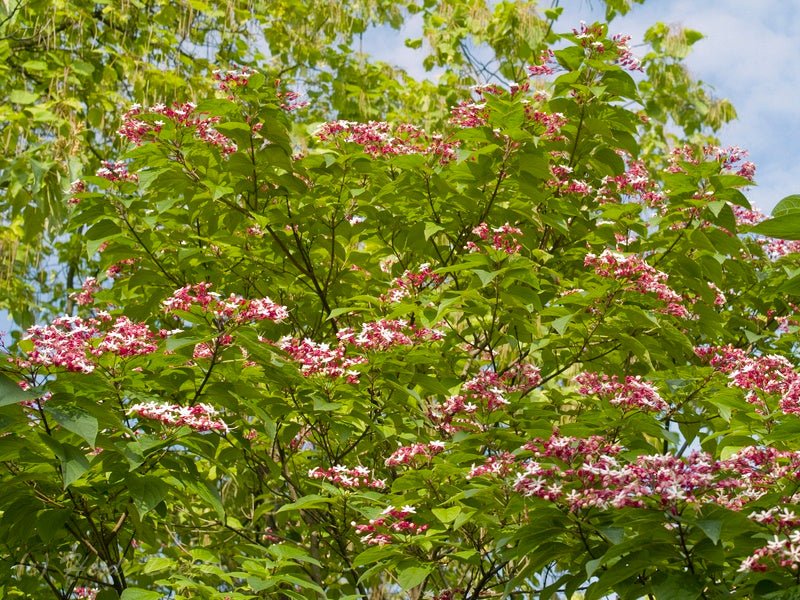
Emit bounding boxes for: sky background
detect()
[363,0,800,213]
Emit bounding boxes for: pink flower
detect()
[71,277,100,306]
[129,401,229,433]
[575,371,668,412]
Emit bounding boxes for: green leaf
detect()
[0,374,37,406]
[424,222,445,240]
[432,506,460,524]
[751,213,800,239]
[276,494,332,513]
[550,313,574,335]
[120,589,161,600]
[772,194,800,217]
[397,565,431,590]
[9,89,38,104]
[44,404,98,447]
[125,474,170,515]
[62,446,90,488]
[353,544,394,568]
[651,571,703,600]
[696,519,722,545]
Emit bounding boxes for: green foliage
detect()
[2,2,798,600]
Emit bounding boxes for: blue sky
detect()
[362,0,800,213]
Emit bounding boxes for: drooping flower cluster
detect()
[430,363,542,433]
[20,315,158,374]
[315,121,458,164]
[385,441,446,467]
[129,402,229,433]
[575,371,668,412]
[525,108,568,140]
[274,79,309,112]
[739,532,800,573]
[96,160,138,183]
[584,249,690,317]
[695,345,800,414]
[384,263,444,303]
[118,102,237,156]
[162,283,288,324]
[611,33,643,71]
[308,465,386,489]
[760,238,800,259]
[352,505,428,546]
[465,222,523,254]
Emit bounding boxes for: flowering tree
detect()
[3,9,800,600]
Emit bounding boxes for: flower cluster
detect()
[277,336,365,383]
[96,160,138,183]
[274,79,309,112]
[449,84,566,140]
[352,506,428,546]
[527,49,556,76]
[308,465,386,489]
[72,588,98,600]
[695,345,800,414]
[212,66,253,91]
[525,108,568,140]
[467,452,517,480]
[129,402,229,433]
[584,249,690,317]
[667,144,756,181]
[384,263,444,303]
[739,532,800,573]
[95,316,158,356]
[547,162,593,196]
[575,371,668,412]
[279,319,444,384]
[465,222,523,254]
[106,257,138,278]
[336,319,445,351]
[469,434,800,519]
[596,159,665,207]
[385,441,446,467]
[118,102,237,156]
[611,33,643,71]
[71,277,100,306]
[430,363,541,433]
[163,283,288,324]
[315,120,458,164]
[21,315,158,374]
[67,179,86,205]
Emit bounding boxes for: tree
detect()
[3,2,798,599]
